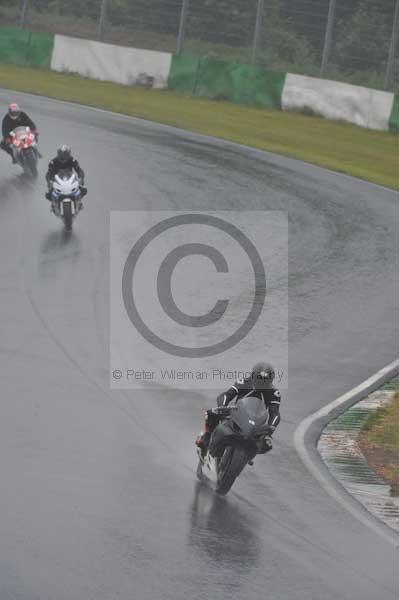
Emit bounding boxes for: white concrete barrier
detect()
[282,73,394,131]
[49,34,397,133]
[51,35,172,89]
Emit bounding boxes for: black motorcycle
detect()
[197,396,274,495]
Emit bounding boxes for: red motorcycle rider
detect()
[1,103,38,164]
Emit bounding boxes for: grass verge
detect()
[0,63,398,189]
[359,392,399,496]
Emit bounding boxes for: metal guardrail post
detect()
[98,0,109,41]
[384,0,399,90]
[251,0,264,65]
[20,0,30,29]
[320,0,336,77]
[177,0,190,55]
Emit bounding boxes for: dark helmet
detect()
[57,145,71,163]
[8,103,21,120]
[251,362,275,389]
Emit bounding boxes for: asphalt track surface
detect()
[0,89,399,600]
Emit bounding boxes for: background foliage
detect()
[1,0,398,89]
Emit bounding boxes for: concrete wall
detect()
[51,35,172,90]
[282,73,394,131]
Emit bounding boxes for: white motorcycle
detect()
[48,169,85,231]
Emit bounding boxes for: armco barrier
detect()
[0,26,54,69]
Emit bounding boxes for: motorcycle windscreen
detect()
[12,126,28,140]
[54,170,80,196]
[57,168,73,178]
[232,396,268,437]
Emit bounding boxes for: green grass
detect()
[360,393,399,491]
[1,62,399,189]
[361,393,399,449]
[361,407,388,432]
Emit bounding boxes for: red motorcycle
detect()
[9,126,39,177]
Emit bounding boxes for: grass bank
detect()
[1,63,398,189]
[359,392,399,495]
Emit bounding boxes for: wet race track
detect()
[0,89,399,600]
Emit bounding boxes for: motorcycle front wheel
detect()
[63,202,73,231]
[216,446,248,496]
[196,461,204,481]
[24,151,38,178]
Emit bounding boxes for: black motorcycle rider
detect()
[1,103,38,164]
[196,362,281,460]
[45,145,87,205]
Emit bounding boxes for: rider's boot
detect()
[8,148,16,164]
[79,187,87,211]
[195,431,211,462]
[7,146,17,164]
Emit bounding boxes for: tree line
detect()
[6,0,397,74]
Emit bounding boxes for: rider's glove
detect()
[258,435,273,454]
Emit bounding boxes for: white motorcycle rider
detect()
[46,146,87,231]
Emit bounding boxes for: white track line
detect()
[294,358,399,548]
